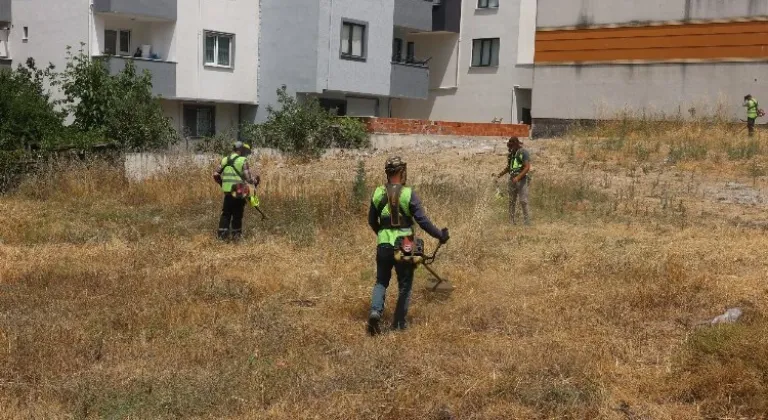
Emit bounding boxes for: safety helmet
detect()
[507,137,522,148]
[234,141,252,155]
[385,156,407,175]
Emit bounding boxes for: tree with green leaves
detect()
[243,86,369,159]
[61,46,178,151]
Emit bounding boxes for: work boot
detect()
[231,229,243,242]
[217,228,230,241]
[367,311,382,336]
[391,320,408,332]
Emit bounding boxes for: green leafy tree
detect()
[0,58,66,151]
[244,86,369,159]
[61,46,178,151]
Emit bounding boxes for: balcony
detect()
[93,0,176,21]
[0,0,11,24]
[432,0,461,33]
[390,62,429,100]
[95,56,176,97]
[394,0,433,32]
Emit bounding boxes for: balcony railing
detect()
[394,0,433,32]
[95,56,176,97]
[390,61,429,100]
[93,0,176,21]
[0,0,11,24]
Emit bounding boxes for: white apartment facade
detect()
[257,0,433,121]
[393,0,537,125]
[1,0,259,145]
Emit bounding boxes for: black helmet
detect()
[385,156,407,175]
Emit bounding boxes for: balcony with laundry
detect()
[91,15,177,97]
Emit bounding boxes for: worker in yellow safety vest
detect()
[366,156,450,335]
[213,141,260,241]
[744,94,760,137]
[496,137,532,225]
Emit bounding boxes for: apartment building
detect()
[533,0,768,135]
[257,0,433,121]
[2,0,259,141]
[0,0,10,69]
[392,0,537,125]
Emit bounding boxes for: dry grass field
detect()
[2,125,768,419]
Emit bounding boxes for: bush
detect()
[61,46,178,152]
[244,86,370,158]
[0,58,66,151]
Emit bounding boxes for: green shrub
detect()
[61,46,178,151]
[243,86,370,159]
[0,58,66,151]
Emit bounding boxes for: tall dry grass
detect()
[1,146,767,419]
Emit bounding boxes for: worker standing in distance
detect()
[496,137,532,225]
[213,141,260,241]
[367,156,449,336]
[744,94,759,137]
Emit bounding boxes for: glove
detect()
[439,228,450,244]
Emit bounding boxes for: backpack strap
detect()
[222,155,246,180]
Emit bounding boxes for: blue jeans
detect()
[370,245,414,329]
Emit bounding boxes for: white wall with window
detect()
[316,0,394,98]
[204,31,234,68]
[392,0,534,123]
[175,0,258,106]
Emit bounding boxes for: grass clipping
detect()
[1,143,767,419]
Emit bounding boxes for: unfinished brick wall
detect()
[361,118,530,137]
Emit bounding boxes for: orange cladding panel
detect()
[535,20,768,63]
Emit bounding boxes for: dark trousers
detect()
[218,194,246,240]
[370,245,415,329]
[748,117,756,137]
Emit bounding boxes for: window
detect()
[406,42,415,63]
[22,26,29,41]
[478,0,499,8]
[341,21,366,60]
[183,105,216,138]
[471,38,500,67]
[392,38,403,62]
[104,29,131,56]
[204,32,234,68]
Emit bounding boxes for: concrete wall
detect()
[257,0,322,122]
[318,0,394,97]
[394,0,432,32]
[537,0,768,28]
[390,63,429,99]
[393,0,534,123]
[100,56,176,97]
[93,0,176,22]
[10,0,89,96]
[175,0,258,104]
[532,62,768,121]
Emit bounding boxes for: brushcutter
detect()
[394,236,454,292]
[235,183,266,220]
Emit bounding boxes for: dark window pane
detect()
[392,38,402,62]
[472,39,481,66]
[406,42,415,62]
[104,30,117,55]
[119,30,131,55]
[218,36,231,66]
[205,35,215,64]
